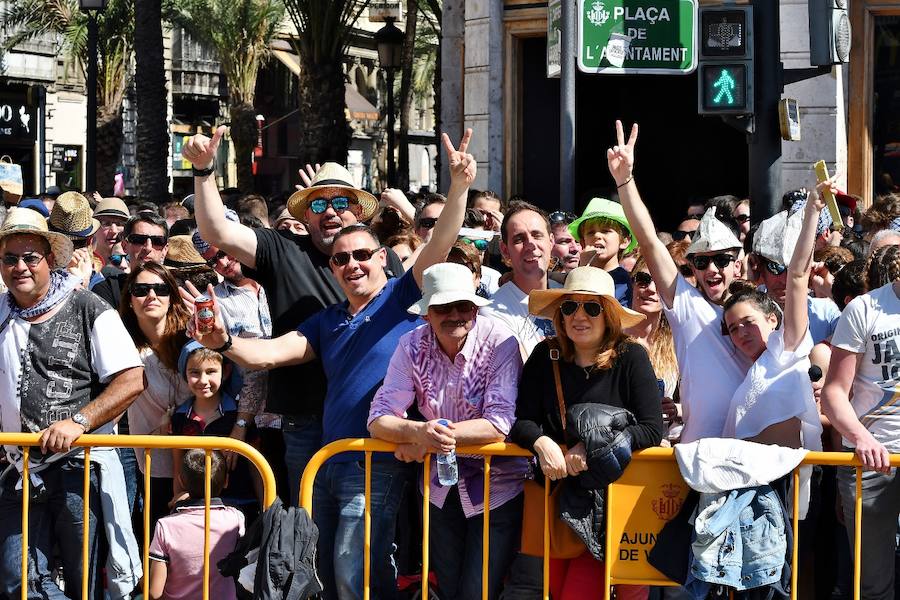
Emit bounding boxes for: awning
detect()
[270,47,379,121]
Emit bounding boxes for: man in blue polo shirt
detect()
[189,130,476,600]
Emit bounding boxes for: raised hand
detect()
[443,128,477,186]
[811,176,837,213]
[607,120,638,186]
[180,282,229,349]
[295,163,322,191]
[181,125,227,171]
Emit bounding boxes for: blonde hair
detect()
[631,255,678,387]
[551,295,628,370]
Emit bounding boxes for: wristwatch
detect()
[213,331,233,353]
[235,418,249,428]
[72,412,91,432]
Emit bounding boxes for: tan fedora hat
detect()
[93,197,130,221]
[48,191,100,238]
[164,235,209,271]
[528,266,646,328]
[0,207,74,268]
[286,162,378,222]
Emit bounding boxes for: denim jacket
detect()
[685,485,786,597]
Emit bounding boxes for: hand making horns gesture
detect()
[607,120,639,187]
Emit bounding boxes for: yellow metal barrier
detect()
[300,440,883,600]
[0,432,276,600]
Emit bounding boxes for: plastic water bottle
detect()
[436,419,458,486]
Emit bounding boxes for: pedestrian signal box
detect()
[697,6,754,115]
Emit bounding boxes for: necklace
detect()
[582,365,594,379]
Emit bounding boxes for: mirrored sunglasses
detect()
[460,237,488,251]
[310,196,354,214]
[764,259,786,276]
[549,211,577,225]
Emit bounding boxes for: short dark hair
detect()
[832,259,867,310]
[181,449,227,499]
[332,223,380,249]
[124,213,169,239]
[500,201,549,244]
[414,193,446,223]
[467,189,505,212]
[463,208,487,229]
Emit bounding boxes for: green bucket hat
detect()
[568,197,637,254]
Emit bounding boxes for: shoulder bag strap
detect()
[547,337,566,430]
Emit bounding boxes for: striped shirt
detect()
[369,315,527,517]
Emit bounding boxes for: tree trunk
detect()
[432,29,442,192]
[230,102,257,194]
[397,0,418,192]
[95,104,123,196]
[296,59,350,167]
[133,0,170,203]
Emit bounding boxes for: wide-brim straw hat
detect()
[93,197,130,221]
[568,197,637,253]
[48,191,100,238]
[164,235,208,271]
[286,162,378,223]
[408,263,491,315]
[0,207,74,268]
[528,266,646,328]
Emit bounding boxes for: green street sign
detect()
[578,0,698,75]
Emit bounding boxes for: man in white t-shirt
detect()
[823,280,900,600]
[607,121,750,443]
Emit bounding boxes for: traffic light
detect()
[697,6,754,115]
[809,0,851,65]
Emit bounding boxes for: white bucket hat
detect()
[687,207,742,255]
[408,263,490,315]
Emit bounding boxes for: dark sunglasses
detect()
[418,217,438,229]
[460,237,488,251]
[560,300,604,317]
[733,214,751,224]
[110,253,127,266]
[549,211,577,225]
[632,271,653,287]
[130,282,172,297]
[2,253,45,267]
[431,301,477,315]
[205,250,228,267]
[330,247,381,266]
[126,233,167,249]
[71,237,91,249]
[763,259,786,276]
[310,196,354,214]
[672,229,697,242]
[689,253,735,270]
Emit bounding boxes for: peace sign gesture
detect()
[607,120,638,186]
[443,128,477,186]
[182,125,227,171]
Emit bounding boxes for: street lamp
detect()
[375,18,405,187]
[79,0,107,193]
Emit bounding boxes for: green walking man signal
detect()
[697,5,754,115]
[712,68,736,105]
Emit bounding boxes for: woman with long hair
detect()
[119,262,191,529]
[510,266,663,600]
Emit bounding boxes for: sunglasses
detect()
[549,211,577,225]
[763,259,786,276]
[2,253,45,267]
[733,214,751,224]
[126,233,167,249]
[689,253,735,270]
[632,271,653,287]
[418,217,438,230]
[460,237,488,251]
[672,230,697,242]
[431,301,477,315]
[71,237,91,249]
[130,282,172,297]
[310,196,355,215]
[560,300,604,317]
[110,253,127,266]
[205,250,228,267]
[330,247,381,266]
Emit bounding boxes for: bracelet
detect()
[192,162,216,177]
[212,331,233,353]
[617,176,634,189]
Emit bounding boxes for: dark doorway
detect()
[518,36,749,232]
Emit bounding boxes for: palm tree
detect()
[133,0,169,203]
[168,0,284,193]
[1,0,134,195]
[396,0,417,191]
[283,0,370,167]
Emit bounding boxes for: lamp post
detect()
[375,18,405,188]
[79,0,107,193]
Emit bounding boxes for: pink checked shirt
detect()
[368,315,528,517]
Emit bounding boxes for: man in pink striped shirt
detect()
[368,262,527,600]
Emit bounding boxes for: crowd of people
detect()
[0,119,898,600]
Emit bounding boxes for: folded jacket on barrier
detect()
[649,439,808,599]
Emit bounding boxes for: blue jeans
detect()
[283,414,322,506]
[429,488,523,600]
[313,459,409,600]
[0,459,101,599]
[116,446,140,516]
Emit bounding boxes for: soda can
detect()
[195,295,215,333]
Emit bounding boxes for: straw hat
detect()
[568,198,637,253]
[528,266,646,328]
[164,235,208,270]
[93,197,130,221]
[48,191,100,238]
[0,207,74,268]
[286,162,378,222]
[686,207,742,255]
[274,207,297,226]
[408,263,491,315]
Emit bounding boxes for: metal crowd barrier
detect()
[0,433,276,600]
[300,440,876,600]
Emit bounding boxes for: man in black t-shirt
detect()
[181,127,404,504]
